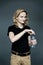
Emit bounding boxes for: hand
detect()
[24,29,35,35]
[31,39,37,46]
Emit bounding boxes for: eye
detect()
[20,16,23,18]
[20,16,27,18]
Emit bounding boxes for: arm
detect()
[8,29,35,43]
[28,36,31,46]
[9,30,26,43]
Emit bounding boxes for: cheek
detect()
[19,18,23,21]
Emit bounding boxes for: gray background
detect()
[0,0,43,65]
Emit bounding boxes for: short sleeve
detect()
[7,25,14,36]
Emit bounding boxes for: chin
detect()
[22,23,24,24]
[21,22,24,24]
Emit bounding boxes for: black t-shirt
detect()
[7,25,31,53]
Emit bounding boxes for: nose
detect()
[23,18,26,21]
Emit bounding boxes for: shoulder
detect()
[8,25,16,30]
[25,25,31,29]
[7,25,16,33]
[7,25,15,36]
[8,25,14,29]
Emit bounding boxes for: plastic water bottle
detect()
[30,35,36,48]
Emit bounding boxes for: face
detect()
[16,12,27,24]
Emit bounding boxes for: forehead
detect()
[19,12,27,16]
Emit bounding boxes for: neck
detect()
[17,22,24,29]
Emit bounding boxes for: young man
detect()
[7,9,37,65]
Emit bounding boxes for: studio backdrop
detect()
[0,0,43,65]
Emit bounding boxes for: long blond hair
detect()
[13,9,29,27]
